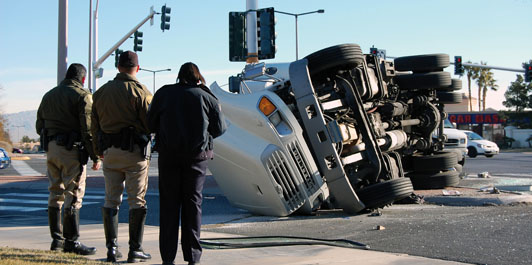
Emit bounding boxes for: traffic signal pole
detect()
[92,7,156,89]
[246,0,259,64]
[454,62,525,73]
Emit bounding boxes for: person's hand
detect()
[91,160,102,170]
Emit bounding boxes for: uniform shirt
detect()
[36,78,99,162]
[91,73,152,150]
[147,83,226,158]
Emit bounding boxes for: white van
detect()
[443,119,468,165]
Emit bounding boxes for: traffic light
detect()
[161,5,171,31]
[257,7,276,60]
[454,56,464,75]
[114,49,123,68]
[369,47,386,59]
[133,31,143,52]
[524,63,532,83]
[228,11,247,62]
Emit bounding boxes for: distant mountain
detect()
[5,110,38,142]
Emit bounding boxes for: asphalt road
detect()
[2,151,532,265]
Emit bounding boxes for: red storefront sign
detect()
[448,113,504,124]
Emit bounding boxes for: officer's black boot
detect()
[48,207,64,251]
[103,207,123,262]
[63,207,96,255]
[127,208,151,263]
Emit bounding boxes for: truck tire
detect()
[356,178,414,210]
[305,44,364,78]
[436,91,463,104]
[439,78,462,91]
[412,151,457,172]
[407,170,460,190]
[394,54,450,72]
[395,72,452,90]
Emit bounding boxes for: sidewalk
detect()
[0,222,468,265]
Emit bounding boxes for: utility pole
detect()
[57,0,68,85]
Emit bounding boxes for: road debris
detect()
[442,190,461,196]
[478,172,491,178]
[375,225,386,230]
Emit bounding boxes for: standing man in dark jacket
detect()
[91,51,152,263]
[36,63,100,255]
[147,62,226,265]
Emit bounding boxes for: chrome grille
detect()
[266,150,304,211]
[287,141,318,193]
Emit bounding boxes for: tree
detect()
[0,85,12,145]
[475,62,488,111]
[21,135,33,143]
[464,62,480,111]
[503,74,532,112]
[481,69,498,111]
[475,62,498,111]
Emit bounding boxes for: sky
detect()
[0,0,531,115]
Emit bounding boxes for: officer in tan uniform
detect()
[91,51,152,263]
[36,63,100,255]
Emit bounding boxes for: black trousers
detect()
[158,150,207,263]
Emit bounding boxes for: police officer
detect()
[147,62,226,265]
[91,51,152,263]
[36,63,100,255]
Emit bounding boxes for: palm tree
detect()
[475,62,498,111]
[464,62,480,111]
[481,70,498,111]
[475,62,488,111]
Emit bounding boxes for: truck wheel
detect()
[395,72,452,90]
[305,44,364,78]
[356,178,414,210]
[436,91,463,104]
[467,146,478,158]
[394,54,450,72]
[407,170,460,190]
[412,151,457,172]
[439,78,462,91]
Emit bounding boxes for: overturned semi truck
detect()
[208,44,463,216]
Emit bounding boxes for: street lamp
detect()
[139,68,171,93]
[275,9,324,60]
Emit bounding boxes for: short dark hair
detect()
[118,51,139,68]
[177,62,205,86]
[65,63,87,83]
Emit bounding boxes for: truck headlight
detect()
[460,138,466,144]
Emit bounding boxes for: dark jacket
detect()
[36,78,99,162]
[147,83,226,159]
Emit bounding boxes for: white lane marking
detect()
[3,193,105,200]
[0,198,99,205]
[11,160,42,176]
[0,206,44,212]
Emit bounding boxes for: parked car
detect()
[12,148,23,154]
[442,119,467,165]
[0,148,11,169]
[463,130,499,158]
[209,45,462,216]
